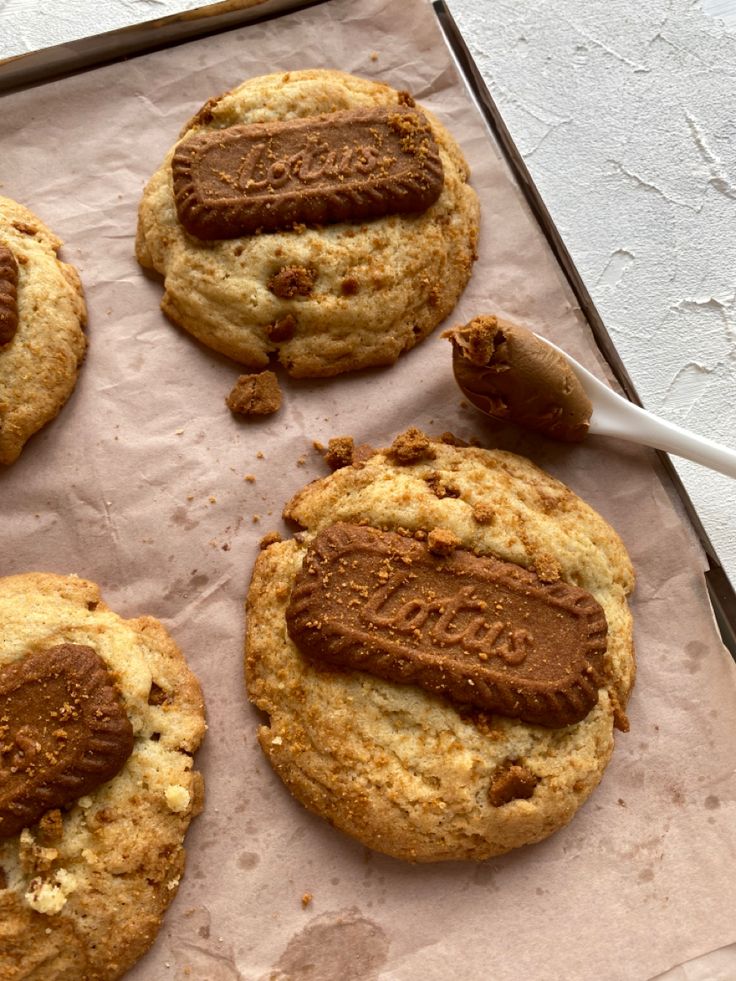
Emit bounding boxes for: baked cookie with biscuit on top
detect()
[0,573,206,980]
[245,429,635,862]
[136,69,479,378]
[0,197,86,465]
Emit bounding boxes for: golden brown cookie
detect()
[245,433,634,862]
[136,69,479,377]
[0,574,206,980]
[0,197,87,465]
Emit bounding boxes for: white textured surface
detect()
[0,0,207,54]
[444,0,736,587]
[0,0,734,589]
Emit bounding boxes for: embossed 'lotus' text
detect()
[235,142,382,191]
[364,580,532,664]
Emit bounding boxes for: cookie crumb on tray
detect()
[324,436,354,470]
[226,371,282,416]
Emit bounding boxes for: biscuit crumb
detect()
[244,474,256,482]
[324,436,354,470]
[256,451,264,459]
[534,553,561,583]
[397,90,416,107]
[472,502,495,525]
[227,371,282,417]
[37,809,63,845]
[488,763,538,807]
[267,265,316,299]
[259,531,282,549]
[165,785,191,813]
[389,427,435,464]
[267,313,297,342]
[611,692,630,733]
[427,528,460,556]
[425,472,460,499]
[370,51,379,61]
[301,892,313,908]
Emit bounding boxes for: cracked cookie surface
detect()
[136,69,479,378]
[245,436,634,862]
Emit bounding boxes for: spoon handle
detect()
[589,382,736,479]
[535,334,736,479]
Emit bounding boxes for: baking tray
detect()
[2,3,736,980]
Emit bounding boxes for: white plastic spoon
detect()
[538,335,736,479]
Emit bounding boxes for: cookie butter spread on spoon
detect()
[446,315,592,442]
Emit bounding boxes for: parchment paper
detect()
[2,1,736,979]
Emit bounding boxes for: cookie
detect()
[0,197,87,465]
[245,433,635,862]
[0,574,206,980]
[136,69,479,378]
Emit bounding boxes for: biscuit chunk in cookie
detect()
[0,197,87,465]
[0,574,206,980]
[136,69,479,378]
[245,433,635,862]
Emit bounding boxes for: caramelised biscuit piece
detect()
[173,106,444,240]
[0,644,134,839]
[286,522,607,727]
[0,196,87,465]
[246,432,635,862]
[0,244,19,346]
[137,69,479,378]
[226,370,282,416]
[0,574,206,980]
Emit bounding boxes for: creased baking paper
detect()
[1,1,735,979]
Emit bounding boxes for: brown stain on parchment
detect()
[685,640,707,673]
[171,907,244,981]
[265,908,389,981]
[238,851,260,869]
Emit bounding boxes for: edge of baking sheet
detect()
[0,0,326,93]
[2,0,734,659]
[432,0,736,659]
